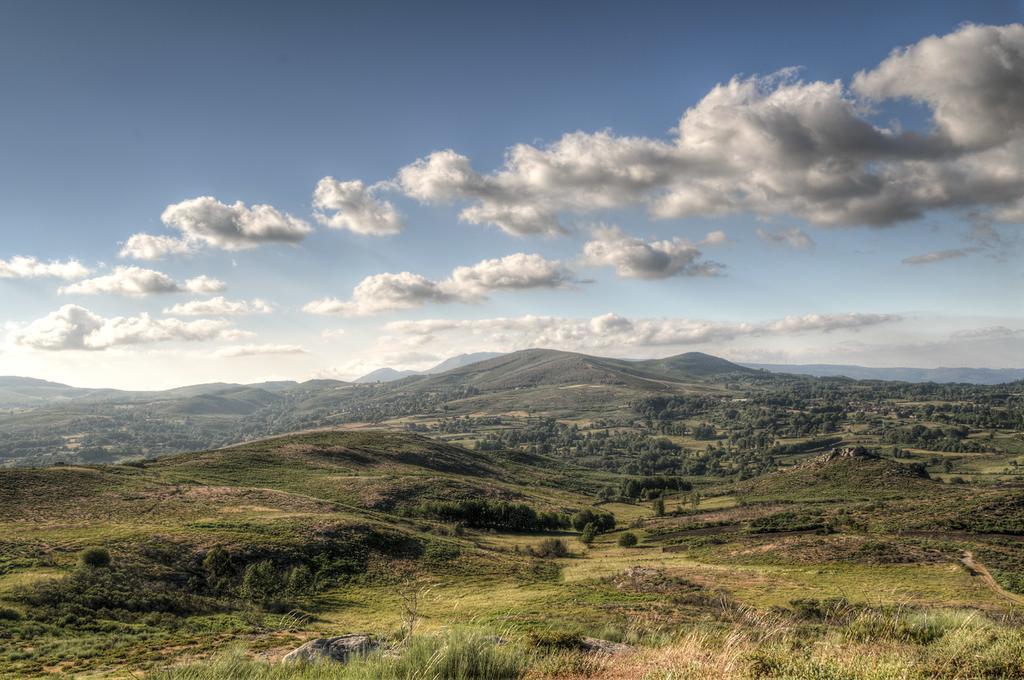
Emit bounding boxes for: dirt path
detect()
[961,551,1024,606]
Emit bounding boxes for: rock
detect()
[282,634,376,664]
[580,637,631,655]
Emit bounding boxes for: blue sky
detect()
[1,1,1022,388]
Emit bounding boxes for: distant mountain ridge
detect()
[745,363,1024,385]
[354,352,505,383]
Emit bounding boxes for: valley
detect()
[0,351,1022,677]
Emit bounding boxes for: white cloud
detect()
[852,24,1024,150]
[320,328,347,340]
[700,230,731,246]
[183,275,227,294]
[383,311,901,353]
[163,297,272,316]
[581,226,722,279]
[60,266,182,296]
[118,234,194,260]
[121,196,313,258]
[213,343,306,358]
[0,256,91,280]
[313,177,403,235]
[304,253,573,316]
[902,249,968,265]
[57,267,225,297]
[756,227,816,250]
[444,253,575,296]
[8,305,235,351]
[304,272,454,316]
[394,24,1024,232]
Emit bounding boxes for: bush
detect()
[527,538,570,558]
[78,547,111,569]
[579,523,597,545]
[240,560,282,603]
[203,546,234,592]
[617,532,638,548]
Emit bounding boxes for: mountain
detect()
[745,363,1024,385]
[354,352,505,383]
[0,376,127,407]
[401,348,755,394]
[423,352,505,374]
[632,352,760,380]
[354,367,420,383]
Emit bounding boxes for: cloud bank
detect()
[8,305,238,351]
[392,24,1024,234]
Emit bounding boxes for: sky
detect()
[1,0,1022,389]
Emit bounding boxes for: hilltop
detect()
[354,352,504,383]
[737,447,940,501]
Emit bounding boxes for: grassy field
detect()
[1,428,1023,678]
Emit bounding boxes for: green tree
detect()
[617,532,638,548]
[580,522,597,545]
[203,546,233,592]
[240,560,280,603]
[652,498,665,517]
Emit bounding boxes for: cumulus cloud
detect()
[756,227,816,250]
[304,253,574,316]
[852,24,1024,150]
[0,256,91,280]
[183,275,227,294]
[445,253,575,296]
[118,234,194,260]
[121,196,312,259]
[581,226,722,279]
[163,297,272,316]
[304,272,455,316]
[58,267,225,297]
[8,305,236,351]
[394,24,1024,232]
[902,249,968,265]
[213,343,305,358]
[60,266,181,296]
[313,178,403,235]
[383,312,901,353]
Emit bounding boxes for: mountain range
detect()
[745,363,1024,385]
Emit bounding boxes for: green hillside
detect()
[2,425,1024,678]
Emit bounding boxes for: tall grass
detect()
[150,629,528,680]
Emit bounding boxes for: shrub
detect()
[579,523,597,545]
[240,560,281,603]
[78,547,111,569]
[527,538,570,558]
[617,532,638,548]
[203,546,234,592]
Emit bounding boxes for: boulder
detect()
[580,637,631,655]
[282,634,376,664]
